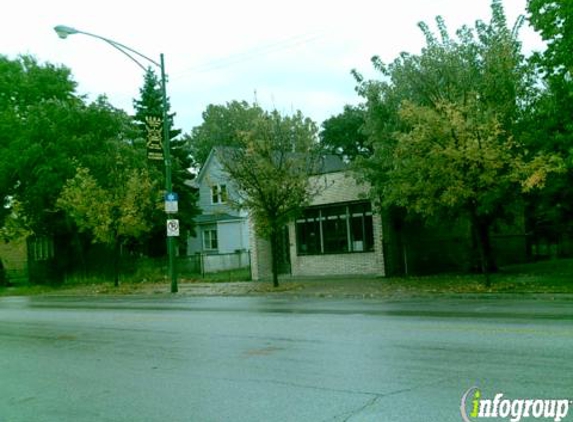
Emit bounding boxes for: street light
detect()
[54,25,178,293]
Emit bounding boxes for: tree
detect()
[0,56,135,241]
[0,55,77,233]
[393,100,559,275]
[185,100,265,167]
[319,105,371,161]
[525,0,573,252]
[132,68,199,255]
[57,163,160,286]
[133,68,181,140]
[0,55,155,282]
[6,97,134,234]
[527,0,573,79]
[355,0,562,280]
[218,110,320,287]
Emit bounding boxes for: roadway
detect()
[1,295,572,421]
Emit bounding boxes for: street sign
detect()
[165,192,178,202]
[167,219,180,237]
[165,192,178,213]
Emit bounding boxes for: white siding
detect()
[218,220,249,253]
[188,149,251,257]
[197,154,241,216]
[187,230,203,255]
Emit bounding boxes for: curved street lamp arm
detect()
[54,25,161,70]
[100,38,149,72]
[79,30,161,69]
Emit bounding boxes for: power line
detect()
[170,30,326,81]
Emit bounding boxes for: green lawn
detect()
[380,259,573,294]
[1,259,572,297]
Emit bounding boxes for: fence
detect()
[383,234,529,276]
[1,261,28,286]
[179,250,251,279]
[528,224,573,260]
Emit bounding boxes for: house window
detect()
[296,202,374,255]
[211,184,227,204]
[350,202,374,252]
[203,229,218,251]
[295,209,321,254]
[323,205,349,253]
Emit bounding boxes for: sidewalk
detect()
[10,269,573,299]
[176,278,387,298]
[171,277,573,300]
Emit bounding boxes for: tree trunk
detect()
[113,237,120,288]
[269,229,280,288]
[471,212,496,287]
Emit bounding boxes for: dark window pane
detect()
[211,229,218,249]
[296,209,321,254]
[363,214,374,251]
[349,202,374,252]
[350,214,365,251]
[322,206,348,253]
[296,202,373,255]
[203,229,218,250]
[220,185,227,203]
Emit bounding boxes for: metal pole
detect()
[160,54,177,293]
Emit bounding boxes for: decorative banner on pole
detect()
[146,116,164,161]
[166,219,180,237]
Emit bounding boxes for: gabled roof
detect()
[201,146,347,178]
[314,154,347,174]
[194,147,221,186]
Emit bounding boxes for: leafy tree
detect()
[392,100,560,274]
[133,68,180,138]
[0,55,77,232]
[0,55,76,113]
[0,55,156,282]
[132,68,199,255]
[525,0,573,251]
[218,110,320,287]
[185,100,265,167]
[58,163,160,286]
[527,0,573,78]
[319,105,371,160]
[355,0,562,280]
[0,55,135,241]
[7,97,134,236]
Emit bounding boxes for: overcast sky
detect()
[2,0,545,134]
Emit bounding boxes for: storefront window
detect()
[296,202,373,255]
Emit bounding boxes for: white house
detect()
[187,148,250,271]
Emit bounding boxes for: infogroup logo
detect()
[461,387,572,422]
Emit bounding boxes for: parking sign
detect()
[166,219,179,237]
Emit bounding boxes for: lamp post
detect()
[54,25,178,293]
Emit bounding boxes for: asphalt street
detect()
[1,295,572,421]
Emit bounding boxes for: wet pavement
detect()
[1,295,572,421]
